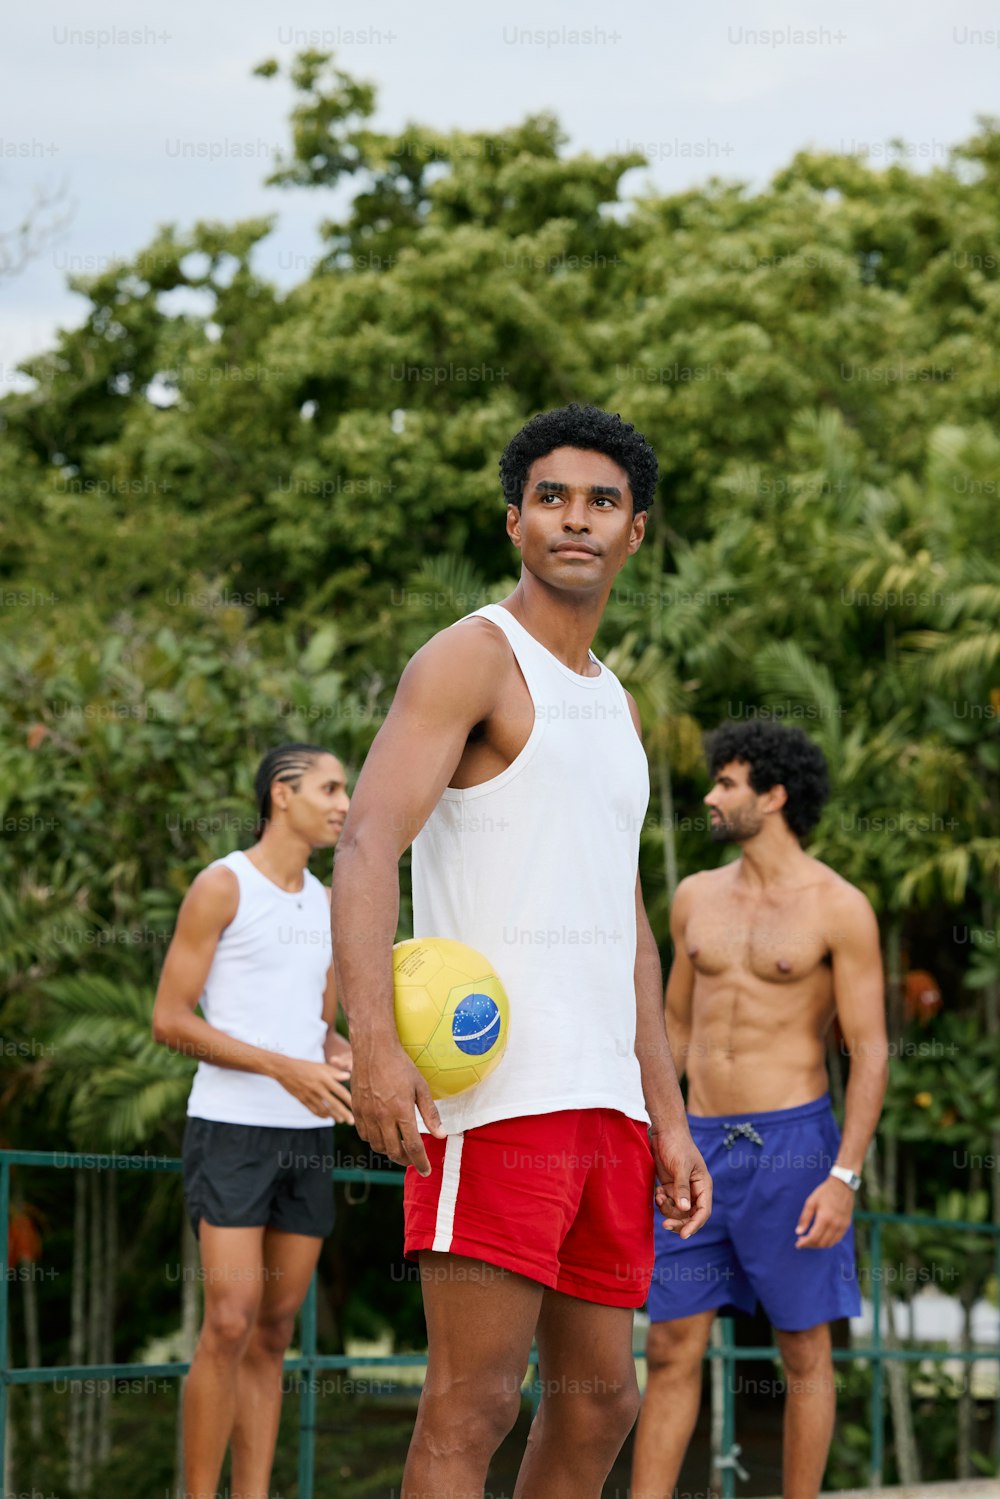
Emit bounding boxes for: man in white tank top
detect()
[153,744,353,1499]
[332,405,713,1498]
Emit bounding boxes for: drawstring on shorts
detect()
[722,1121,765,1150]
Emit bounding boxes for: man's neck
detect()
[246,832,310,892]
[735,833,813,891]
[500,571,608,677]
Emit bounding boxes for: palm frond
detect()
[752,640,844,765]
[906,627,1000,691]
[41,973,155,1023]
[39,973,194,1150]
[409,553,490,612]
[0,877,91,983]
[69,1061,193,1148]
[601,633,690,721]
[898,838,1000,908]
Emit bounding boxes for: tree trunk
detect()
[903,1156,917,1343]
[82,1169,103,1493]
[982,896,1000,1227]
[23,1265,43,1442]
[649,524,678,907]
[869,927,906,1476]
[957,1292,975,1479]
[881,1298,920,1485]
[99,1169,116,1464]
[657,743,678,901]
[865,1148,921,1484]
[68,1172,86,1494]
[174,1211,201,1499]
[883,921,903,1205]
[708,1318,723,1499]
[3,1391,13,1499]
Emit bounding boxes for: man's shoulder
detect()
[180,860,241,929]
[395,615,515,720]
[805,859,878,931]
[673,866,731,908]
[806,857,870,902]
[192,857,240,895]
[677,866,732,892]
[410,612,514,673]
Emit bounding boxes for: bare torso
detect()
[681,860,847,1115]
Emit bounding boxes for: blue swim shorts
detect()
[648,1094,861,1332]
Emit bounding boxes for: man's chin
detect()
[709,824,742,844]
[530,557,608,589]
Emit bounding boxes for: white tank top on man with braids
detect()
[186,850,331,1128]
[411,603,651,1135]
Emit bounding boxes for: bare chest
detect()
[685,897,832,984]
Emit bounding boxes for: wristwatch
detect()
[829,1165,862,1192]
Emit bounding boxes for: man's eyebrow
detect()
[532,480,623,498]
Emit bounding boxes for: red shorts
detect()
[403,1108,655,1308]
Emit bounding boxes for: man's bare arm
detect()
[634,877,686,1130]
[330,621,508,1172]
[796,883,887,1249]
[663,877,698,1080]
[635,872,713,1237]
[321,899,352,1072]
[829,885,889,1174]
[625,694,712,1236]
[152,868,354,1122]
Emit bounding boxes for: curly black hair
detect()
[705,720,831,841]
[499,403,659,513]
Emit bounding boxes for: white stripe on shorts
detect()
[431,1133,465,1252]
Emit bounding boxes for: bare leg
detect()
[229,1229,323,1499]
[775,1322,835,1499]
[182,1225,264,1499]
[402,1253,543,1499]
[512,1289,640,1499]
[631,1311,715,1499]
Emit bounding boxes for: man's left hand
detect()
[795,1176,855,1248]
[651,1126,712,1239]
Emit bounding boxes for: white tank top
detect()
[411,603,650,1133]
[186,849,332,1127]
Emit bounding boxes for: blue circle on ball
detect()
[452,994,500,1056]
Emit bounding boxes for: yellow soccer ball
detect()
[392,937,510,1099]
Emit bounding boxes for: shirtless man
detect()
[632,719,888,1499]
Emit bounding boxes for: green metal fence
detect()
[2,1148,998,1497]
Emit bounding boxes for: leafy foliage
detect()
[1,62,998,1452]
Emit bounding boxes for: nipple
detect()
[776,959,792,974]
[688,946,700,959]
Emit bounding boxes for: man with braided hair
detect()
[633,720,888,1499]
[153,742,354,1499]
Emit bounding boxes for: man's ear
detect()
[764,783,789,815]
[506,503,523,550]
[627,508,647,555]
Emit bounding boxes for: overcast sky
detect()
[3,0,999,390]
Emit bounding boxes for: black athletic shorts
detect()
[182,1118,336,1240]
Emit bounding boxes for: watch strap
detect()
[829,1164,861,1191]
